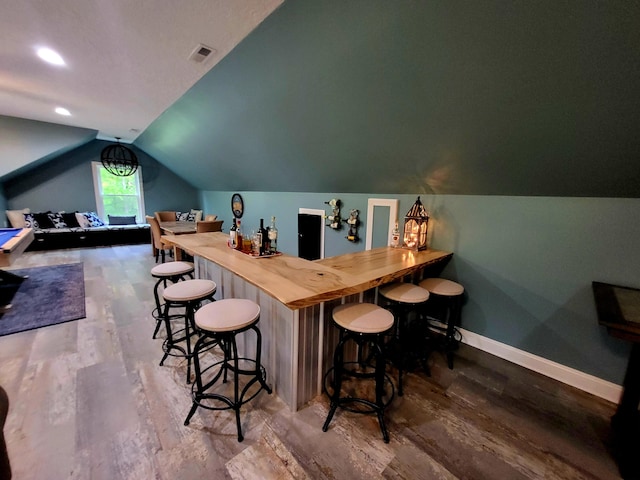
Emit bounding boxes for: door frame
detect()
[365,198,399,250]
[298,208,325,260]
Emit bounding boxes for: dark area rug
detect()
[0,263,86,336]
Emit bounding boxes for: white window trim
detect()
[91,161,146,223]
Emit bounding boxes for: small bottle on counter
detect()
[235,219,243,251]
[258,218,267,255]
[229,218,238,248]
[268,216,278,253]
[391,221,400,247]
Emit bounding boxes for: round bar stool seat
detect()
[378,282,430,396]
[379,282,430,304]
[419,278,465,369]
[160,279,217,384]
[419,278,464,297]
[184,299,272,442]
[322,303,395,443]
[150,261,194,339]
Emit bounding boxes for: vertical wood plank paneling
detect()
[297,305,321,410]
[278,301,295,408]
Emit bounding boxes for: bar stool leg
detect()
[230,336,243,442]
[185,303,193,383]
[322,332,345,432]
[152,278,166,339]
[184,334,206,425]
[444,297,462,369]
[251,326,271,394]
[374,343,390,443]
[159,301,173,367]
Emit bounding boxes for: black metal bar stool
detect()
[322,302,395,443]
[418,278,465,369]
[184,298,272,442]
[150,261,194,339]
[378,282,431,396]
[160,279,216,383]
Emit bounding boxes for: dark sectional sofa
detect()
[6,209,150,251]
[27,224,151,251]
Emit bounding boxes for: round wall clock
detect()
[231,193,244,218]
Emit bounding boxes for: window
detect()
[92,162,146,223]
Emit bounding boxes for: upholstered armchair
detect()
[146,215,171,262]
[196,220,224,233]
[154,211,176,224]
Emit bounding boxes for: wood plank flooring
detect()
[0,245,623,479]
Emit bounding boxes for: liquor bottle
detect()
[258,218,268,255]
[391,221,400,248]
[229,218,237,248]
[235,219,243,251]
[268,216,278,253]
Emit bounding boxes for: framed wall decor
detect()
[231,193,244,219]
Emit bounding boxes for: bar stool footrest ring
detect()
[322,362,395,415]
[188,358,271,414]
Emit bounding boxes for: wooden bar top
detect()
[162,232,452,309]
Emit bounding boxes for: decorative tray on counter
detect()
[228,243,282,259]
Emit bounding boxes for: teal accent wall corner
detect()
[2,140,200,216]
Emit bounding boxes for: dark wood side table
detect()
[592,281,640,478]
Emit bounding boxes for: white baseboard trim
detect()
[454,326,623,405]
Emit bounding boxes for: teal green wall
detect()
[202,190,639,385]
[3,140,200,219]
[0,185,6,222]
[0,115,97,181]
[138,0,640,197]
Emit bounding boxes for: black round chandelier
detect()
[100,137,139,176]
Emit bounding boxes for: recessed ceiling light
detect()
[55,107,71,116]
[37,47,65,66]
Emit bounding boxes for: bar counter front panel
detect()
[163,232,452,411]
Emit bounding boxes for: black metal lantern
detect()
[402,196,429,251]
[101,138,138,177]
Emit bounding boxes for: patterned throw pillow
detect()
[48,212,68,229]
[62,212,81,228]
[176,210,200,221]
[23,213,39,229]
[32,212,55,229]
[82,212,105,227]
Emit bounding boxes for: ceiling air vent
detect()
[189,44,216,63]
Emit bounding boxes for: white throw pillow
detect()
[190,209,203,222]
[75,212,91,228]
[6,208,30,228]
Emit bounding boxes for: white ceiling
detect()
[0,0,283,143]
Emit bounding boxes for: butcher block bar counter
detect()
[162,232,452,410]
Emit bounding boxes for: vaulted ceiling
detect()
[0,0,282,177]
[3,1,640,197]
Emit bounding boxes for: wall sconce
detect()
[325,198,342,229]
[346,209,359,242]
[403,196,429,251]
